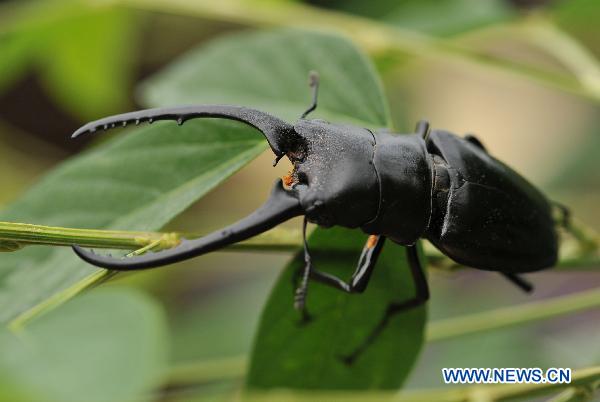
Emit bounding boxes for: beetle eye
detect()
[285,141,308,163]
[296,171,309,186]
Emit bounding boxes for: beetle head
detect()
[70,106,380,271]
[286,119,380,228]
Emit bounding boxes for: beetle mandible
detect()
[71,72,563,356]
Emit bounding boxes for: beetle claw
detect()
[72,180,304,270]
[70,105,299,159]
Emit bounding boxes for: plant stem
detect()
[167,356,247,386]
[1,219,597,270]
[8,269,110,332]
[426,287,600,342]
[0,222,180,251]
[5,218,596,338]
[0,221,303,253]
[474,15,600,96]
[547,387,595,402]
[112,0,600,103]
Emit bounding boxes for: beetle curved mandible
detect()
[71,72,563,334]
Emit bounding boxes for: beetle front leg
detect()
[341,244,430,365]
[293,218,314,317]
[293,232,386,315]
[308,235,385,293]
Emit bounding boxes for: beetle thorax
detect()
[360,132,433,245]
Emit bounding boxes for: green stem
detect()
[426,287,600,342]
[1,219,598,270]
[5,217,595,337]
[0,221,302,253]
[0,222,180,251]
[547,387,596,402]
[471,15,600,95]
[167,356,247,386]
[111,0,600,103]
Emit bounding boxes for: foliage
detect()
[0,288,167,402]
[0,1,138,119]
[0,0,598,401]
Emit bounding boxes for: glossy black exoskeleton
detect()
[71,72,561,361]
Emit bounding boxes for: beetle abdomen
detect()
[426,131,558,273]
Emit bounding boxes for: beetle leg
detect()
[348,235,386,292]
[341,244,430,365]
[501,272,533,293]
[300,71,320,119]
[293,217,314,316]
[293,233,386,319]
[298,234,386,297]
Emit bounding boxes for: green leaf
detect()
[247,228,426,389]
[141,29,390,126]
[0,28,390,326]
[36,6,139,120]
[169,267,281,363]
[0,287,167,402]
[552,0,600,55]
[0,119,267,325]
[0,3,139,120]
[0,33,33,93]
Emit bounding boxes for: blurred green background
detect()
[0,0,598,401]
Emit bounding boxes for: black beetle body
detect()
[425,131,557,272]
[70,73,562,361]
[289,119,557,273]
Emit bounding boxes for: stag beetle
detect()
[72,72,563,355]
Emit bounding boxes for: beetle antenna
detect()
[300,71,320,119]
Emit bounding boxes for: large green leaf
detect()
[0,119,266,324]
[0,29,391,325]
[247,229,426,390]
[0,287,167,402]
[141,29,390,125]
